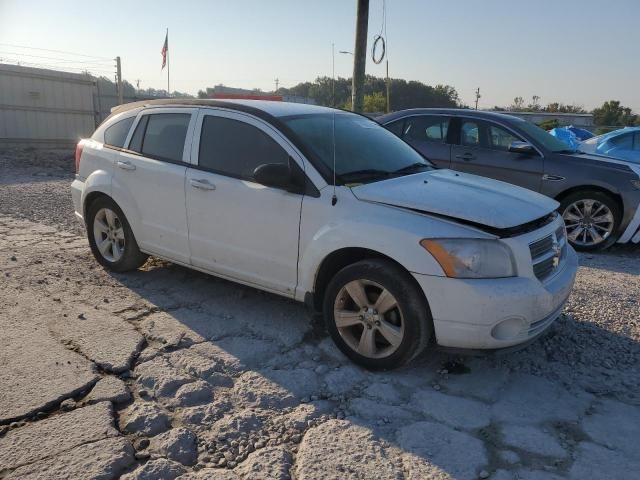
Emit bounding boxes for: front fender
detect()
[295,192,491,300]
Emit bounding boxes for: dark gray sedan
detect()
[378,109,640,250]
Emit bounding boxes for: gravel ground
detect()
[1,147,639,479]
[0,147,81,235]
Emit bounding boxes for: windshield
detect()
[515,120,578,153]
[282,112,432,184]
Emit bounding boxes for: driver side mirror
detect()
[253,163,295,191]
[508,141,536,155]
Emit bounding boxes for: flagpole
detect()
[166,28,170,96]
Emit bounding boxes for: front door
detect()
[449,118,544,192]
[112,108,197,264]
[185,109,304,295]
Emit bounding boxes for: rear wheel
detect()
[559,190,621,251]
[86,196,148,272]
[323,259,432,370]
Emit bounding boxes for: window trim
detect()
[191,107,322,195]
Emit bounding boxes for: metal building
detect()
[0,63,96,147]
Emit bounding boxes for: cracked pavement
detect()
[1,149,639,479]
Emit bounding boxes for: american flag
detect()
[161,31,168,70]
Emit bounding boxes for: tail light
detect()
[75,140,85,174]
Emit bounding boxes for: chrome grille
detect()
[529,227,566,281]
[529,235,554,259]
[533,256,556,280]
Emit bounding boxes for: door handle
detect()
[190,179,216,191]
[117,160,136,171]
[455,153,475,161]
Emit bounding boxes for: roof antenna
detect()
[331,110,338,206]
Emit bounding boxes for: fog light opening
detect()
[491,317,527,341]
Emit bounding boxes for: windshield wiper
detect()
[393,162,431,174]
[339,169,393,182]
[554,149,578,154]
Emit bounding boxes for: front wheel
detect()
[323,259,433,370]
[559,190,621,251]
[86,196,148,272]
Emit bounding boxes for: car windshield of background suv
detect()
[282,112,433,184]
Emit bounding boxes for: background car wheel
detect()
[86,196,148,272]
[323,258,433,370]
[559,190,621,251]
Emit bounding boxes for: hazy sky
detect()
[1,0,638,110]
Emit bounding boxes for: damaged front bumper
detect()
[412,246,578,350]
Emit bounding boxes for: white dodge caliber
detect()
[72,99,578,369]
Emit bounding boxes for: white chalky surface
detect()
[1,149,639,479]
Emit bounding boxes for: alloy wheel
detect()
[333,279,405,359]
[562,199,614,247]
[93,208,126,262]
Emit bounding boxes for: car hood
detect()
[568,151,640,170]
[351,169,559,230]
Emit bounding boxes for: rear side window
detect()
[198,116,288,179]
[404,116,450,143]
[129,113,190,162]
[104,117,134,148]
[385,119,404,137]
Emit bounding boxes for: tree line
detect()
[93,72,639,133]
[275,75,461,112]
[494,95,640,132]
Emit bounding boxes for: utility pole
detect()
[474,87,481,110]
[385,59,390,113]
[116,56,123,105]
[274,78,279,92]
[351,0,369,112]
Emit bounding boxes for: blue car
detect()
[579,127,640,163]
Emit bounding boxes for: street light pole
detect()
[331,43,335,107]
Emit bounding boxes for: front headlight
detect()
[420,238,516,278]
[631,179,640,190]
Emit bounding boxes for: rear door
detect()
[449,118,544,191]
[185,109,305,295]
[112,108,197,264]
[389,115,452,168]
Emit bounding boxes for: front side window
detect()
[461,121,481,146]
[282,112,432,184]
[609,133,633,150]
[130,113,190,162]
[404,116,449,143]
[104,117,134,148]
[198,115,288,179]
[488,124,522,151]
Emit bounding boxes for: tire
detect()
[323,258,433,370]
[86,196,148,272]
[559,190,621,251]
